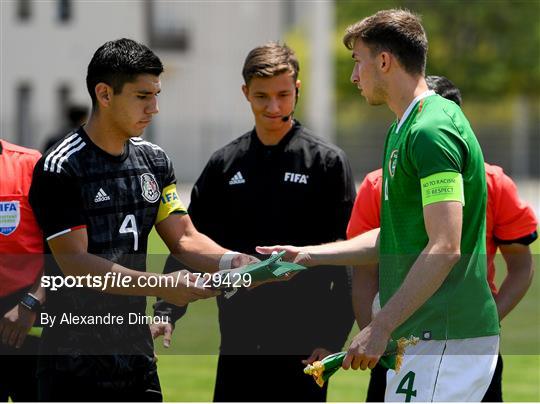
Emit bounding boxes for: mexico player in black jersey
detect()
[29,38,253,401]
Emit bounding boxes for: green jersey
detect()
[380,92,499,341]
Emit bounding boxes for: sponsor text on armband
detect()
[156,183,187,224]
[420,171,464,207]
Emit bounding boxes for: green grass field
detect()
[147,232,540,401]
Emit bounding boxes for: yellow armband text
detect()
[420,172,464,207]
[156,184,187,224]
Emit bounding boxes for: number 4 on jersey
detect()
[396,371,417,402]
[119,214,138,251]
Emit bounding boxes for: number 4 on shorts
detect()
[396,371,417,402]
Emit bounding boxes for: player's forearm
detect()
[305,228,380,267]
[495,254,534,320]
[352,264,379,330]
[175,230,228,273]
[372,243,460,335]
[27,270,46,305]
[52,252,168,297]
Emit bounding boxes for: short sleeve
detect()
[164,153,177,187]
[409,126,466,179]
[493,172,538,242]
[347,171,382,239]
[29,162,85,240]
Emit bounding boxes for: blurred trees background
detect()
[331,0,539,178]
[336,0,540,101]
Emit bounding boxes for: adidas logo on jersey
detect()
[284,172,309,184]
[228,171,246,185]
[94,188,111,203]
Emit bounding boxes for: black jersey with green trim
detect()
[29,127,176,354]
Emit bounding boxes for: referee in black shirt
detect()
[155,42,356,402]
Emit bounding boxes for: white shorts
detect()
[384,335,499,402]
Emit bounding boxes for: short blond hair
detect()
[242,42,299,85]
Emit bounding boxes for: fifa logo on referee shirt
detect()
[140,173,161,203]
[0,201,20,236]
[284,172,309,184]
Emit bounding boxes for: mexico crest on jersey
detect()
[0,201,20,236]
[140,173,160,203]
[388,149,398,177]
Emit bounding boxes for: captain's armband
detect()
[156,184,187,224]
[420,172,464,207]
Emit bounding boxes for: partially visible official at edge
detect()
[0,139,46,401]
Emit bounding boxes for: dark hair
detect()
[242,42,299,85]
[343,9,427,75]
[426,75,462,106]
[86,38,163,107]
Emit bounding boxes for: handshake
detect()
[151,249,308,348]
[158,250,308,307]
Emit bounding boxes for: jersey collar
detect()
[251,120,302,151]
[395,90,435,133]
[78,127,131,162]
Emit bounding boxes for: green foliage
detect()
[335,0,540,105]
[284,27,309,121]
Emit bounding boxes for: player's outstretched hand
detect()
[227,252,297,290]
[342,323,389,371]
[159,269,219,306]
[302,347,332,365]
[231,253,259,268]
[255,245,313,266]
[0,304,36,348]
[150,322,175,348]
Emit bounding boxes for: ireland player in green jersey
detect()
[258,9,500,401]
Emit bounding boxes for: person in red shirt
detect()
[347,76,537,402]
[0,139,46,401]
